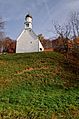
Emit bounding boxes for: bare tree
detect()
[70,12,79,38]
[53,22,71,54]
[54,11,79,39]
[54,23,71,39]
[0,17,5,52]
[64,23,71,38]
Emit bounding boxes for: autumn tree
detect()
[69,12,79,58]
[38,34,45,45]
[53,11,79,60]
[38,34,53,50]
[38,34,47,48]
[3,37,16,53]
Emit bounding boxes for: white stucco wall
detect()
[39,41,44,51]
[16,29,40,53]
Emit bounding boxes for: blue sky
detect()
[0,0,79,39]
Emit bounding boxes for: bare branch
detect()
[70,11,79,38]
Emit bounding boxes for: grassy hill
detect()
[0,52,79,119]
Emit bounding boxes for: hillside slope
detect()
[0,52,79,119]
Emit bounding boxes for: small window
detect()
[40,48,42,51]
[26,23,29,27]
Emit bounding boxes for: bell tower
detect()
[24,14,32,29]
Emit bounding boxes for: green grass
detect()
[0,52,79,119]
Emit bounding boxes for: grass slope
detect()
[0,52,79,119]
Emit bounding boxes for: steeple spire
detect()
[24,14,32,29]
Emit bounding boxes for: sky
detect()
[0,0,79,40]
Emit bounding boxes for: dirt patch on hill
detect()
[15,66,49,75]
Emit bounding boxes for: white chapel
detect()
[16,14,44,53]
